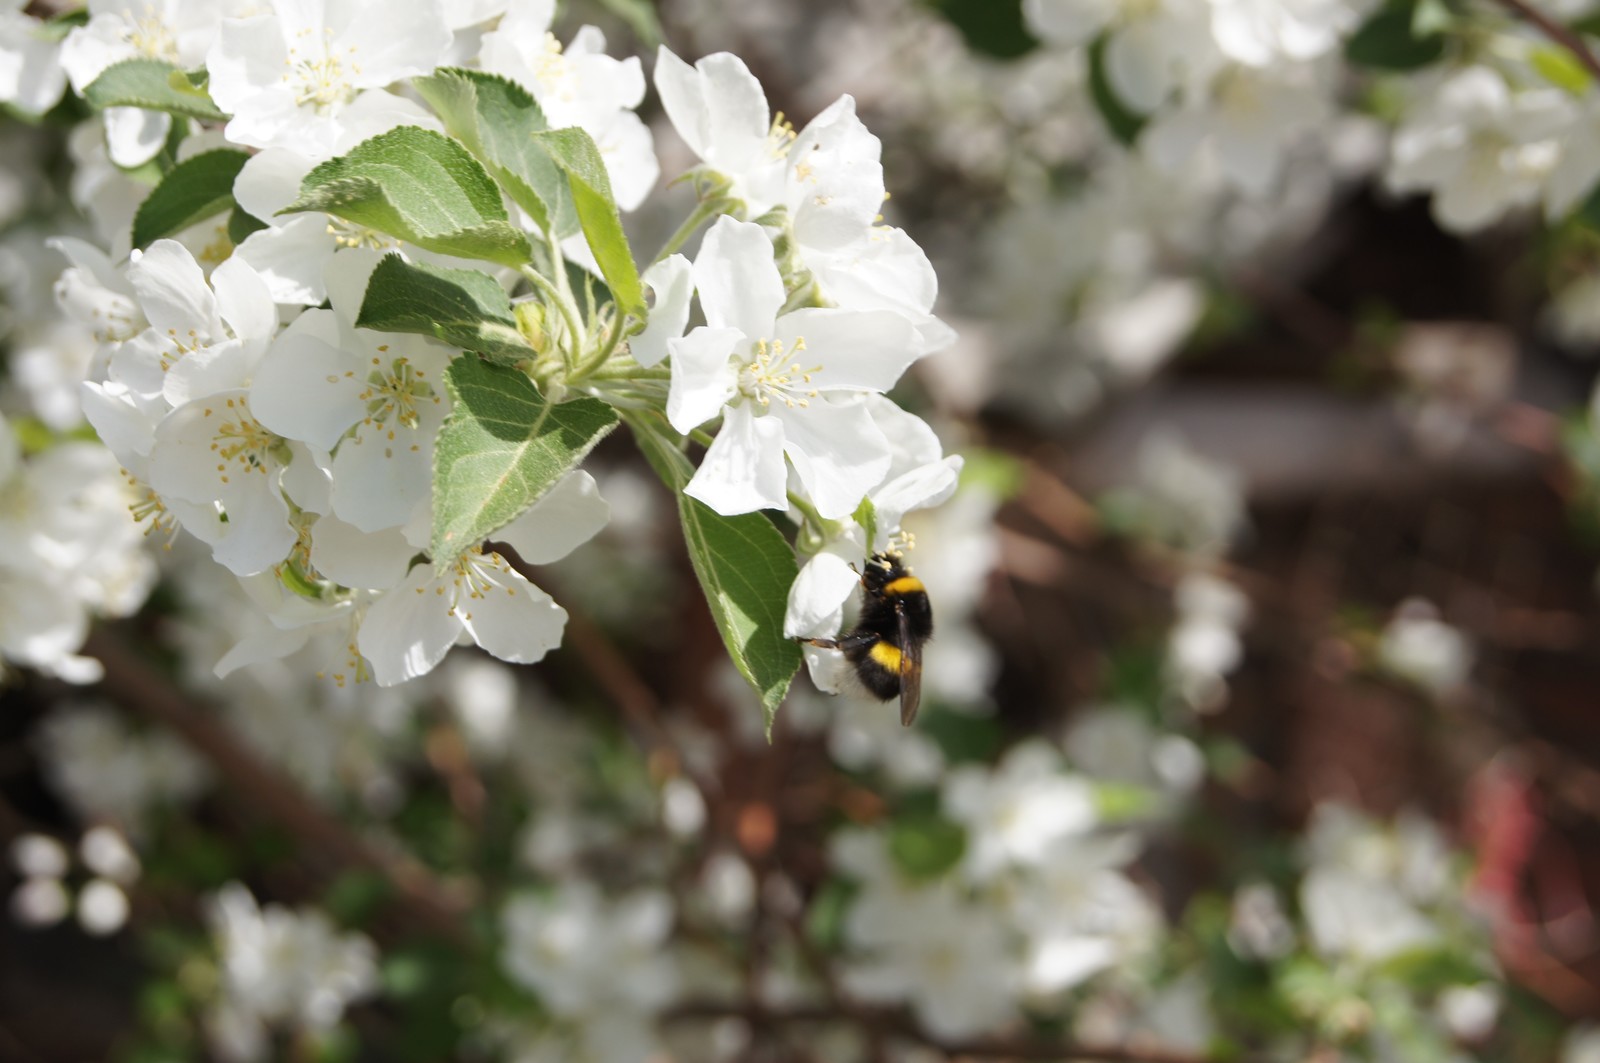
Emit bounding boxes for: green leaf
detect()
[1575,174,1600,228]
[1374,946,1490,992]
[82,58,227,121]
[594,0,664,46]
[281,125,534,267]
[1088,34,1147,146]
[889,813,967,880]
[529,128,645,317]
[433,357,617,562]
[356,254,536,365]
[131,148,249,249]
[1093,781,1162,822]
[917,707,1004,763]
[625,413,802,728]
[920,0,1038,59]
[1532,45,1593,95]
[227,205,268,245]
[1410,0,1452,36]
[41,8,89,42]
[413,68,575,239]
[1345,3,1447,70]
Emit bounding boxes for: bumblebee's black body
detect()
[801,552,933,725]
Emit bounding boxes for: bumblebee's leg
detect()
[797,632,877,653]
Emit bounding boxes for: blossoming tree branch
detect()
[1,0,958,728]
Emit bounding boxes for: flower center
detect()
[86,296,143,345]
[324,218,395,251]
[766,112,797,160]
[285,29,360,111]
[126,475,181,547]
[533,33,577,103]
[738,337,821,409]
[158,326,207,373]
[126,9,178,62]
[354,350,440,434]
[203,398,282,486]
[441,549,522,623]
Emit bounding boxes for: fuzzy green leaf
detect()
[413,67,576,239]
[281,125,533,267]
[433,358,617,563]
[626,413,801,728]
[82,58,227,121]
[357,254,535,365]
[529,128,645,317]
[131,148,249,249]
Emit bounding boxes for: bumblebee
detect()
[799,551,932,726]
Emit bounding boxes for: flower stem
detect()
[653,194,734,264]
[1491,0,1600,81]
[519,264,585,370]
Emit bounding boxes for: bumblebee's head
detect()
[862,550,911,589]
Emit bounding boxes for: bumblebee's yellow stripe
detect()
[869,641,903,672]
[882,576,925,597]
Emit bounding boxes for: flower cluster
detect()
[0,410,156,683]
[830,740,1163,1040]
[205,883,379,1062]
[0,0,955,707]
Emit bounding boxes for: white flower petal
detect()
[457,557,568,665]
[498,470,610,565]
[334,0,451,89]
[210,257,277,342]
[233,217,338,306]
[250,310,365,451]
[694,217,784,337]
[632,254,692,368]
[310,515,414,590]
[129,240,220,340]
[684,401,787,515]
[163,337,258,406]
[104,107,171,169]
[772,307,919,393]
[233,147,317,221]
[784,546,863,639]
[359,563,462,685]
[329,416,436,532]
[666,326,742,433]
[776,398,889,520]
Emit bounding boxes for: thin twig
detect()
[84,629,473,945]
[1494,0,1600,82]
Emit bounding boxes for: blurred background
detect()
[3,0,1600,1060]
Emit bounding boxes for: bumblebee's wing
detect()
[896,604,923,726]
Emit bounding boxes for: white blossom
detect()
[35,703,209,833]
[1387,67,1571,233]
[479,0,658,211]
[356,471,609,685]
[942,741,1099,882]
[205,0,451,155]
[501,881,680,1036]
[1377,599,1472,696]
[0,2,68,116]
[668,216,918,518]
[207,883,379,1060]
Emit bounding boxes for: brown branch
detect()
[1493,0,1600,83]
[83,628,473,945]
[664,1001,1225,1063]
